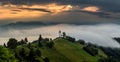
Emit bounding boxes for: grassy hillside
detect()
[1,37,107,62]
[40,38,107,62]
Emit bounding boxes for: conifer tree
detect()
[38,34,42,47]
[25,37,28,43]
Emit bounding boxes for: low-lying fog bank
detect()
[0,23,120,48]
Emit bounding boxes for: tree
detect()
[63,32,66,38]
[38,34,43,47]
[20,48,27,58]
[46,39,54,48]
[20,39,27,45]
[36,49,41,57]
[83,46,98,56]
[15,46,30,62]
[0,46,17,62]
[28,48,35,62]
[27,42,31,48]
[38,34,42,41]
[77,39,85,45]
[28,48,42,62]
[49,38,52,42]
[4,43,7,47]
[59,30,62,37]
[25,37,28,43]
[7,38,18,49]
[66,36,75,42]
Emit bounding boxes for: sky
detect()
[0,0,120,25]
[0,0,120,47]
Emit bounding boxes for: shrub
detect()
[83,46,98,56]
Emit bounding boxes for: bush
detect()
[15,46,30,61]
[77,39,85,45]
[83,46,98,56]
[65,36,75,42]
[46,41,54,48]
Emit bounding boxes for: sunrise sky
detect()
[0,0,120,25]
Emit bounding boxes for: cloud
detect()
[19,8,52,13]
[11,9,21,12]
[0,3,73,20]
[0,0,120,12]
[81,6,100,12]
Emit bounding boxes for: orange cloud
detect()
[46,3,72,13]
[0,3,73,20]
[82,6,100,12]
[0,7,47,19]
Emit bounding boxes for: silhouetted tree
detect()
[49,38,52,41]
[7,38,18,49]
[44,38,49,41]
[27,42,31,48]
[18,39,27,45]
[63,32,66,38]
[59,30,62,37]
[38,34,43,47]
[66,36,75,42]
[4,43,7,48]
[77,39,85,45]
[38,34,42,41]
[25,37,28,43]
[47,39,54,48]
[21,39,26,44]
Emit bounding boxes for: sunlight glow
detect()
[0,3,73,20]
[47,3,72,13]
[82,6,100,12]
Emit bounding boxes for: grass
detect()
[39,38,106,62]
[40,47,71,62]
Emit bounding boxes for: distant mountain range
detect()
[2,21,120,30]
[1,21,60,29]
[1,21,105,29]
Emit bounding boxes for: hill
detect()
[1,36,107,62]
[39,37,107,62]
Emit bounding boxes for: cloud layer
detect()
[0,0,120,12]
[0,0,120,24]
[0,23,120,47]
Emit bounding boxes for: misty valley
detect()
[0,0,120,62]
[1,25,120,62]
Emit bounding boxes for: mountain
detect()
[1,21,59,29]
[1,21,102,29]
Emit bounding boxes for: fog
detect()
[0,23,120,47]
